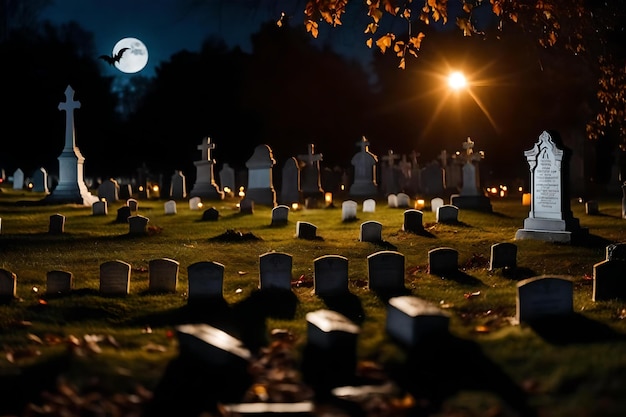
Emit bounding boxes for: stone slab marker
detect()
[187,261,225,299]
[259,252,293,290]
[46,270,73,295]
[189,136,224,200]
[313,255,349,296]
[367,250,405,292]
[0,268,17,299]
[297,143,324,200]
[148,258,179,293]
[244,144,277,207]
[92,200,107,216]
[12,168,24,190]
[428,247,459,275]
[489,242,518,270]
[593,243,626,301]
[516,275,574,322]
[386,296,450,346]
[176,323,251,366]
[296,221,317,240]
[349,136,378,198]
[128,215,149,234]
[49,213,65,234]
[403,209,424,234]
[99,260,131,295]
[341,200,358,222]
[359,221,383,243]
[271,205,290,226]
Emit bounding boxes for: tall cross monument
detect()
[44,85,98,206]
[189,136,224,200]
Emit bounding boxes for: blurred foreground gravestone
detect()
[516,275,573,323]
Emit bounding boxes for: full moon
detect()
[112,37,148,74]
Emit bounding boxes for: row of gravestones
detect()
[2,243,623,304]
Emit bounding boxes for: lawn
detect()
[1,186,625,416]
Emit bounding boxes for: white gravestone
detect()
[362,198,376,213]
[349,136,378,198]
[12,168,24,190]
[244,144,277,206]
[190,136,224,200]
[341,200,358,222]
[164,200,177,215]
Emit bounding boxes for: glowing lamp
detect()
[138,186,144,192]
[152,185,159,192]
[238,186,245,198]
[197,202,203,208]
[340,184,345,191]
[415,199,425,210]
[28,182,33,189]
[324,192,333,205]
[291,203,300,211]
[522,193,531,206]
[223,186,231,194]
[518,186,523,192]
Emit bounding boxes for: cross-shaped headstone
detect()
[197,136,216,162]
[356,136,370,152]
[462,137,474,155]
[58,85,81,151]
[459,137,484,164]
[382,150,400,167]
[298,143,323,165]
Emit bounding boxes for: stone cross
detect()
[357,136,370,152]
[58,85,81,151]
[382,149,400,167]
[298,143,323,166]
[459,137,484,164]
[197,136,216,162]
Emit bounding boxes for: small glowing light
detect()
[223,186,231,194]
[152,185,159,192]
[448,71,467,90]
[238,186,245,198]
[324,192,333,204]
[518,186,523,192]
[500,185,507,191]
[197,202,203,208]
[235,203,240,208]
[500,190,505,197]
[415,199,425,209]
[101,198,106,202]
[292,203,300,210]
[340,184,345,191]
[32,286,39,293]
[522,193,531,206]
[490,187,497,194]
[28,182,33,189]
[138,186,144,192]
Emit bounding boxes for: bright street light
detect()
[448,71,467,90]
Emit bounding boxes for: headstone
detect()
[48,213,65,234]
[99,260,131,295]
[306,309,360,349]
[201,207,220,221]
[436,204,459,223]
[118,183,133,200]
[450,137,492,211]
[381,149,401,196]
[259,252,293,290]
[0,268,17,299]
[190,137,224,200]
[359,221,383,243]
[239,198,254,215]
[187,261,225,299]
[175,323,251,366]
[349,136,378,198]
[92,200,107,216]
[386,296,450,346]
[245,144,277,206]
[271,205,290,226]
[430,197,444,213]
[420,161,445,196]
[387,194,398,208]
[515,131,586,243]
[280,157,301,205]
[341,200,358,222]
[516,275,574,322]
[43,85,99,206]
[46,270,73,295]
[12,168,24,190]
[298,144,324,199]
[585,200,599,215]
[296,221,317,240]
[367,251,405,292]
[592,243,626,301]
[606,242,626,261]
[98,178,120,203]
[428,247,459,275]
[31,167,49,193]
[402,209,424,234]
[169,170,187,200]
[362,198,376,213]
[148,258,179,293]
[396,193,410,208]
[189,196,202,210]
[164,200,177,215]
[489,242,518,270]
[313,255,349,296]
[127,198,138,212]
[128,215,149,235]
[116,206,132,223]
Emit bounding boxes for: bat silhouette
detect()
[98,47,129,65]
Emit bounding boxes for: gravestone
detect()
[396,193,411,208]
[367,251,405,292]
[175,323,251,366]
[259,252,293,290]
[359,221,383,243]
[46,270,73,295]
[450,137,492,211]
[306,309,359,350]
[92,200,107,216]
[190,136,224,200]
[32,167,49,193]
[201,207,220,221]
[381,149,401,196]
[271,205,290,226]
[148,258,179,293]
[99,260,131,295]
[420,161,445,196]
[313,255,349,296]
[585,200,599,215]
[98,178,119,203]
[12,168,24,190]
[128,215,149,235]
[593,243,626,301]
[341,200,358,222]
[298,144,324,200]
[189,196,202,210]
[515,131,586,243]
[239,198,254,215]
[362,198,376,213]
[403,209,424,234]
[436,204,459,223]
[219,163,236,195]
[43,85,99,206]
[430,197,444,213]
[118,183,133,200]
[127,198,138,212]
[386,296,450,346]
[0,268,17,299]
[116,206,132,223]
[164,200,177,215]
[187,261,225,299]
[244,144,277,206]
[489,242,518,270]
[169,170,187,200]
[280,157,301,205]
[296,221,317,240]
[387,194,398,208]
[516,275,574,322]
[49,213,65,234]
[428,247,459,275]
[349,136,378,198]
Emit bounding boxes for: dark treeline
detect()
[1,16,603,188]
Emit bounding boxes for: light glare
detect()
[448,71,467,90]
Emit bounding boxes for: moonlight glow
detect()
[112,37,148,74]
[448,71,467,90]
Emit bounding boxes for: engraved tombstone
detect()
[46,270,73,295]
[313,255,349,296]
[259,252,293,290]
[187,261,225,300]
[99,260,131,295]
[244,144,277,206]
[367,250,405,292]
[359,221,383,243]
[428,247,459,275]
[516,275,574,322]
[148,258,179,293]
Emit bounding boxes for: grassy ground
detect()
[0,186,625,416]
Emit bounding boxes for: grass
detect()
[1,185,625,416]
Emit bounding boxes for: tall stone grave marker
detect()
[450,138,492,211]
[12,168,24,190]
[32,167,49,193]
[244,144,276,207]
[516,275,574,322]
[169,170,187,200]
[187,261,225,300]
[219,163,236,195]
[280,157,301,205]
[515,131,585,243]
[190,137,224,200]
[297,144,324,201]
[349,136,378,198]
[259,252,293,291]
[98,178,120,203]
[420,161,445,196]
[44,85,98,206]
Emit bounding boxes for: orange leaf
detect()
[366,38,373,48]
[398,57,406,69]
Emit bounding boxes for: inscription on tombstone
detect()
[99,260,131,295]
[148,258,179,293]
